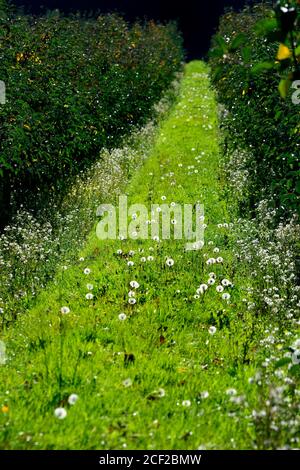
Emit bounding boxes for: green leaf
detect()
[251,61,274,75]
[212,65,225,83]
[254,17,278,37]
[214,34,228,53]
[295,45,300,57]
[289,365,300,378]
[278,78,292,99]
[241,46,252,63]
[229,33,247,52]
[274,357,292,369]
[208,47,225,59]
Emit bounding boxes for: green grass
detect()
[0,61,295,450]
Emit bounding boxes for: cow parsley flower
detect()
[292,350,300,365]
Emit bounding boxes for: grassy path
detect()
[1,61,260,449]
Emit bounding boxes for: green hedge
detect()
[0,5,183,224]
[209,1,300,216]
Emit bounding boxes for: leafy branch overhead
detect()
[209,2,300,215]
[254,0,300,98]
[210,0,300,98]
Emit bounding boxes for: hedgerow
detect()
[209,1,300,217]
[0,3,183,224]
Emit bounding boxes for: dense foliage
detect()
[0,2,183,224]
[209,1,300,216]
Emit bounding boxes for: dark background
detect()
[12,0,259,58]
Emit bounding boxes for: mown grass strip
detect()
[0,61,258,450]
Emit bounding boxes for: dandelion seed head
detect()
[222,293,231,300]
[197,284,208,295]
[130,281,140,289]
[54,408,67,419]
[166,258,174,267]
[208,326,217,335]
[226,388,237,396]
[182,400,191,407]
[123,378,132,387]
[60,306,70,314]
[68,394,79,405]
